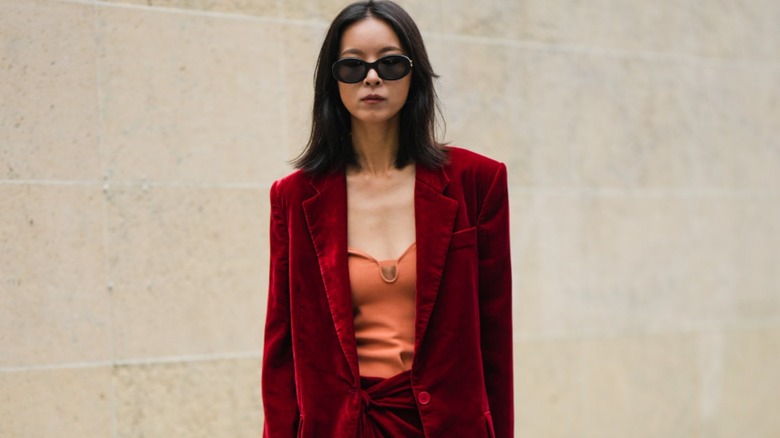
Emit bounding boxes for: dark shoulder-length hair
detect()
[293,0,447,175]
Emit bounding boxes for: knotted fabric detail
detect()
[356,370,424,437]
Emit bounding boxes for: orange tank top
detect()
[348,243,416,378]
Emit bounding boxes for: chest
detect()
[346,173,416,261]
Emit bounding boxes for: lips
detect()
[361,94,386,103]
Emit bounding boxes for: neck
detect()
[350,118,401,176]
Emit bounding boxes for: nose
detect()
[363,66,381,86]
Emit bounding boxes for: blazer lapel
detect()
[414,165,458,354]
[300,165,458,379]
[301,171,360,380]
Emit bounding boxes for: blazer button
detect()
[417,391,431,405]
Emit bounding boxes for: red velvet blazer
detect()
[262,147,513,437]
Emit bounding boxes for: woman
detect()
[262,1,512,437]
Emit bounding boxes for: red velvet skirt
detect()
[356,370,424,437]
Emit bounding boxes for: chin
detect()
[352,110,402,125]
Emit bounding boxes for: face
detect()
[336,17,412,127]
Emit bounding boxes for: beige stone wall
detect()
[1,0,778,436]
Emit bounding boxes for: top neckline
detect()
[347,242,416,264]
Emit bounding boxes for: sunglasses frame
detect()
[331,54,414,84]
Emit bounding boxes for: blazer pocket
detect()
[450,226,477,250]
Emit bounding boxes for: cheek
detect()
[394,79,411,104]
[401,84,411,102]
[337,83,348,103]
[338,83,359,108]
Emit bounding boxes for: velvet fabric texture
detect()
[357,370,423,437]
[262,147,513,437]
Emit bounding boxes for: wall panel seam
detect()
[0,351,263,373]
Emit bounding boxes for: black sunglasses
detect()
[332,54,413,84]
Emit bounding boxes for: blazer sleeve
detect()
[477,163,514,438]
[261,180,299,437]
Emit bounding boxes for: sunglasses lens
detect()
[333,59,366,83]
[332,55,412,83]
[377,56,410,80]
